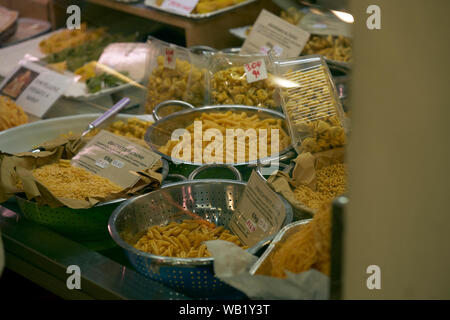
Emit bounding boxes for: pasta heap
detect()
[283,65,346,153]
[39,23,104,54]
[134,219,248,258]
[145,56,206,113]
[257,201,332,278]
[211,66,278,108]
[159,111,291,163]
[32,160,122,200]
[302,35,352,63]
[0,95,28,131]
[294,163,347,210]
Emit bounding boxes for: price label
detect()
[229,171,286,247]
[161,0,199,15]
[244,59,268,84]
[164,47,176,69]
[71,131,161,188]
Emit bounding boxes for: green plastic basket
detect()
[16,196,122,241]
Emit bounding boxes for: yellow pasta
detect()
[159,111,291,163]
[134,219,248,258]
[256,201,332,278]
[0,95,28,131]
[211,66,278,108]
[145,56,206,113]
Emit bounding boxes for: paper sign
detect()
[229,171,287,247]
[161,0,199,15]
[300,11,353,38]
[0,62,72,117]
[241,9,310,59]
[71,130,161,188]
[164,47,176,69]
[244,59,268,84]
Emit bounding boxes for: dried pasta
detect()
[39,23,105,54]
[257,201,332,278]
[211,66,278,108]
[134,219,248,258]
[145,56,206,113]
[159,111,291,163]
[293,163,347,210]
[32,160,122,200]
[283,65,346,153]
[0,95,28,131]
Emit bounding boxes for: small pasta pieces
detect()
[145,56,206,113]
[211,66,278,109]
[0,95,28,131]
[134,219,248,258]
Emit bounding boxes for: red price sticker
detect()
[246,219,257,233]
[164,48,176,69]
[244,59,267,84]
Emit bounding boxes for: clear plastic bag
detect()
[274,54,346,154]
[144,36,208,114]
[206,51,279,109]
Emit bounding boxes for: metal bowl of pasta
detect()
[108,165,293,298]
[145,101,296,180]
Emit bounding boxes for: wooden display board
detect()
[49,0,280,48]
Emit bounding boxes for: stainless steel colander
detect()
[108,166,293,299]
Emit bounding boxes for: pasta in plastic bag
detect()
[206,52,280,109]
[144,37,208,114]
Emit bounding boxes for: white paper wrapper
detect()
[98,43,151,82]
[206,240,330,300]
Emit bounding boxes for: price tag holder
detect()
[164,47,176,70]
[161,0,200,15]
[244,59,268,84]
[0,62,72,118]
[241,9,310,59]
[71,130,161,188]
[229,171,287,247]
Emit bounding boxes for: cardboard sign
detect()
[161,0,199,15]
[229,170,287,247]
[244,59,268,84]
[0,62,72,117]
[71,130,161,188]
[241,9,310,59]
[164,47,176,69]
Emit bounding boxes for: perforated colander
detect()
[15,159,170,241]
[108,166,293,299]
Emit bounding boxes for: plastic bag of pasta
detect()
[144,36,208,114]
[205,51,280,109]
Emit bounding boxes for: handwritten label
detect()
[0,62,72,118]
[244,59,268,84]
[71,130,161,188]
[241,9,310,59]
[229,171,286,247]
[161,0,199,15]
[164,47,176,69]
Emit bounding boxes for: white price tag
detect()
[161,0,199,15]
[0,62,72,118]
[164,47,176,70]
[244,59,268,84]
